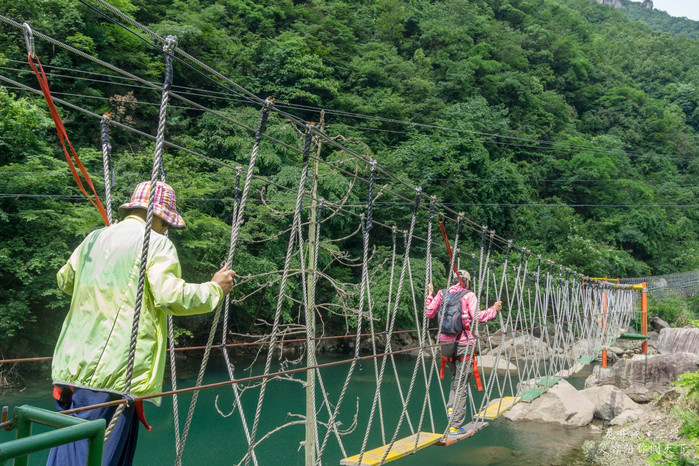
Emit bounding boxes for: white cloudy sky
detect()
[631,0,699,20]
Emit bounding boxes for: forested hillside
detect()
[620,0,699,38]
[1,0,698,355]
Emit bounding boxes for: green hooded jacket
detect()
[52,215,222,401]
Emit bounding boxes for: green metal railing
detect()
[0,405,104,466]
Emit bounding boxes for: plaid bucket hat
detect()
[118,181,186,229]
[457,269,471,282]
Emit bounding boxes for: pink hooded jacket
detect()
[425,284,498,344]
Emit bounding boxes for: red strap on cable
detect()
[27,53,109,226]
[440,355,446,379]
[439,219,465,288]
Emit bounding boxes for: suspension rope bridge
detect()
[0,4,651,465]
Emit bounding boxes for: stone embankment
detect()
[499,324,699,464]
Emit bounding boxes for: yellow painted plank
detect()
[475,397,521,419]
[340,432,442,466]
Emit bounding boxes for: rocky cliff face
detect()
[593,0,654,11]
[594,0,622,8]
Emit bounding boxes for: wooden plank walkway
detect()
[578,354,596,365]
[537,375,561,388]
[475,396,521,419]
[340,432,442,466]
[520,387,546,402]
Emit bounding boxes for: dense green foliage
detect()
[1,0,699,355]
[649,294,699,328]
[620,0,699,39]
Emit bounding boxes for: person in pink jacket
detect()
[425,269,501,435]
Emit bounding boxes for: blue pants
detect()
[47,388,140,466]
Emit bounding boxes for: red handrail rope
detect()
[0,329,425,365]
[27,53,109,225]
[439,218,466,288]
[0,340,457,428]
[0,313,601,366]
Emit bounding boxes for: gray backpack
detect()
[440,289,472,336]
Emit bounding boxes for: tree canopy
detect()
[1,0,698,355]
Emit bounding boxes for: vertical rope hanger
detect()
[100,114,115,224]
[242,124,313,466]
[143,46,184,456]
[412,196,438,451]
[214,166,260,465]
[366,161,387,445]
[357,189,421,466]
[315,214,370,464]
[404,197,439,434]
[177,99,273,466]
[293,128,324,458]
[304,198,349,459]
[316,170,379,463]
[474,241,513,422]
[103,34,178,443]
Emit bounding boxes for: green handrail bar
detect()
[0,405,104,466]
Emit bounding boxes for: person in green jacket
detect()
[48,181,235,466]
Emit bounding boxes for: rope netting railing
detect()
[621,270,699,299]
[0,6,647,466]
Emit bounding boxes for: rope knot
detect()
[354,354,363,371]
[163,35,178,54]
[123,394,135,407]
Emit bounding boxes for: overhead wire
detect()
[7,170,699,186]
[1,5,681,277]
[0,73,431,243]
[45,1,699,166]
[2,194,698,209]
[2,63,695,162]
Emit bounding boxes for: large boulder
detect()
[584,352,699,403]
[480,329,507,349]
[658,328,699,356]
[584,366,616,388]
[476,354,518,372]
[651,316,670,331]
[504,379,595,427]
[612,336,644,352]
[570,339,598,360]
[648,331,660,354]
[500,335,551,361]
[532,323,556,340]
[579,385,639,421]
[609,408,645,426]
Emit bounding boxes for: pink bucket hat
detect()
[119,181,186,229]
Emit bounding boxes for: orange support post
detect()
[641,281,648,354]
[601,277,608,368]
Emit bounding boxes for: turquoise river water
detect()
[0,354,598,465]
